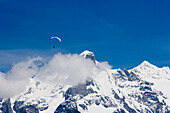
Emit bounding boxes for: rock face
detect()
[13,101,39,113]
[65,79,95,99]
[54,99,80,113]
[0,99,13,113]
[1,51,170,113]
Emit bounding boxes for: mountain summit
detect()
[135,60,158,69]
[80,50,96,63]
[0,51,170,113]
[131,60,170,80]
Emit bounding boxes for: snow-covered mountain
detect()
[131,60,170,79]
[0,50,170,113]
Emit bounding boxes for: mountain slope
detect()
[0,51,170,113]
[130,61,170,106]
[131,61,170,79]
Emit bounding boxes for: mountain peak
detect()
[80,50,95,63]
[139,60,154,67]
[130,60,161,79]
[80,50,94,56]
[134,60,159,69]
[141,60,150,64]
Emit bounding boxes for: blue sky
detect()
[0,0,170,71]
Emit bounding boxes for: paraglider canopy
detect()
[50,37,61,48]
[50,37,61,42]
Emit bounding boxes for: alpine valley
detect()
[1,50,170,113]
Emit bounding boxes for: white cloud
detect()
[0,57,43,97]
[0,52,110,98]
[36,53,98,85]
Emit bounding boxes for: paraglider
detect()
[50,37,61,42]
[50,37,61,48]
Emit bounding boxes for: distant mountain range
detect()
[1,50,170,113]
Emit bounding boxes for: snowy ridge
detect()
[0,51,170,113]
[11,78,70,113]
[131,61,170,79]
[130,60,170,107]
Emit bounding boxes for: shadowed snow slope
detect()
[0,51,170,113]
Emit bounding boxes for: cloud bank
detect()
[36,53,98,85]
[0,57,43,97]
[0,52,102,98]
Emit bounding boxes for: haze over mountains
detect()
[0,50,170,113]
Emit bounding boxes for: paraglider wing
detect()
[50,37,61,42]
[49,36,61,48]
